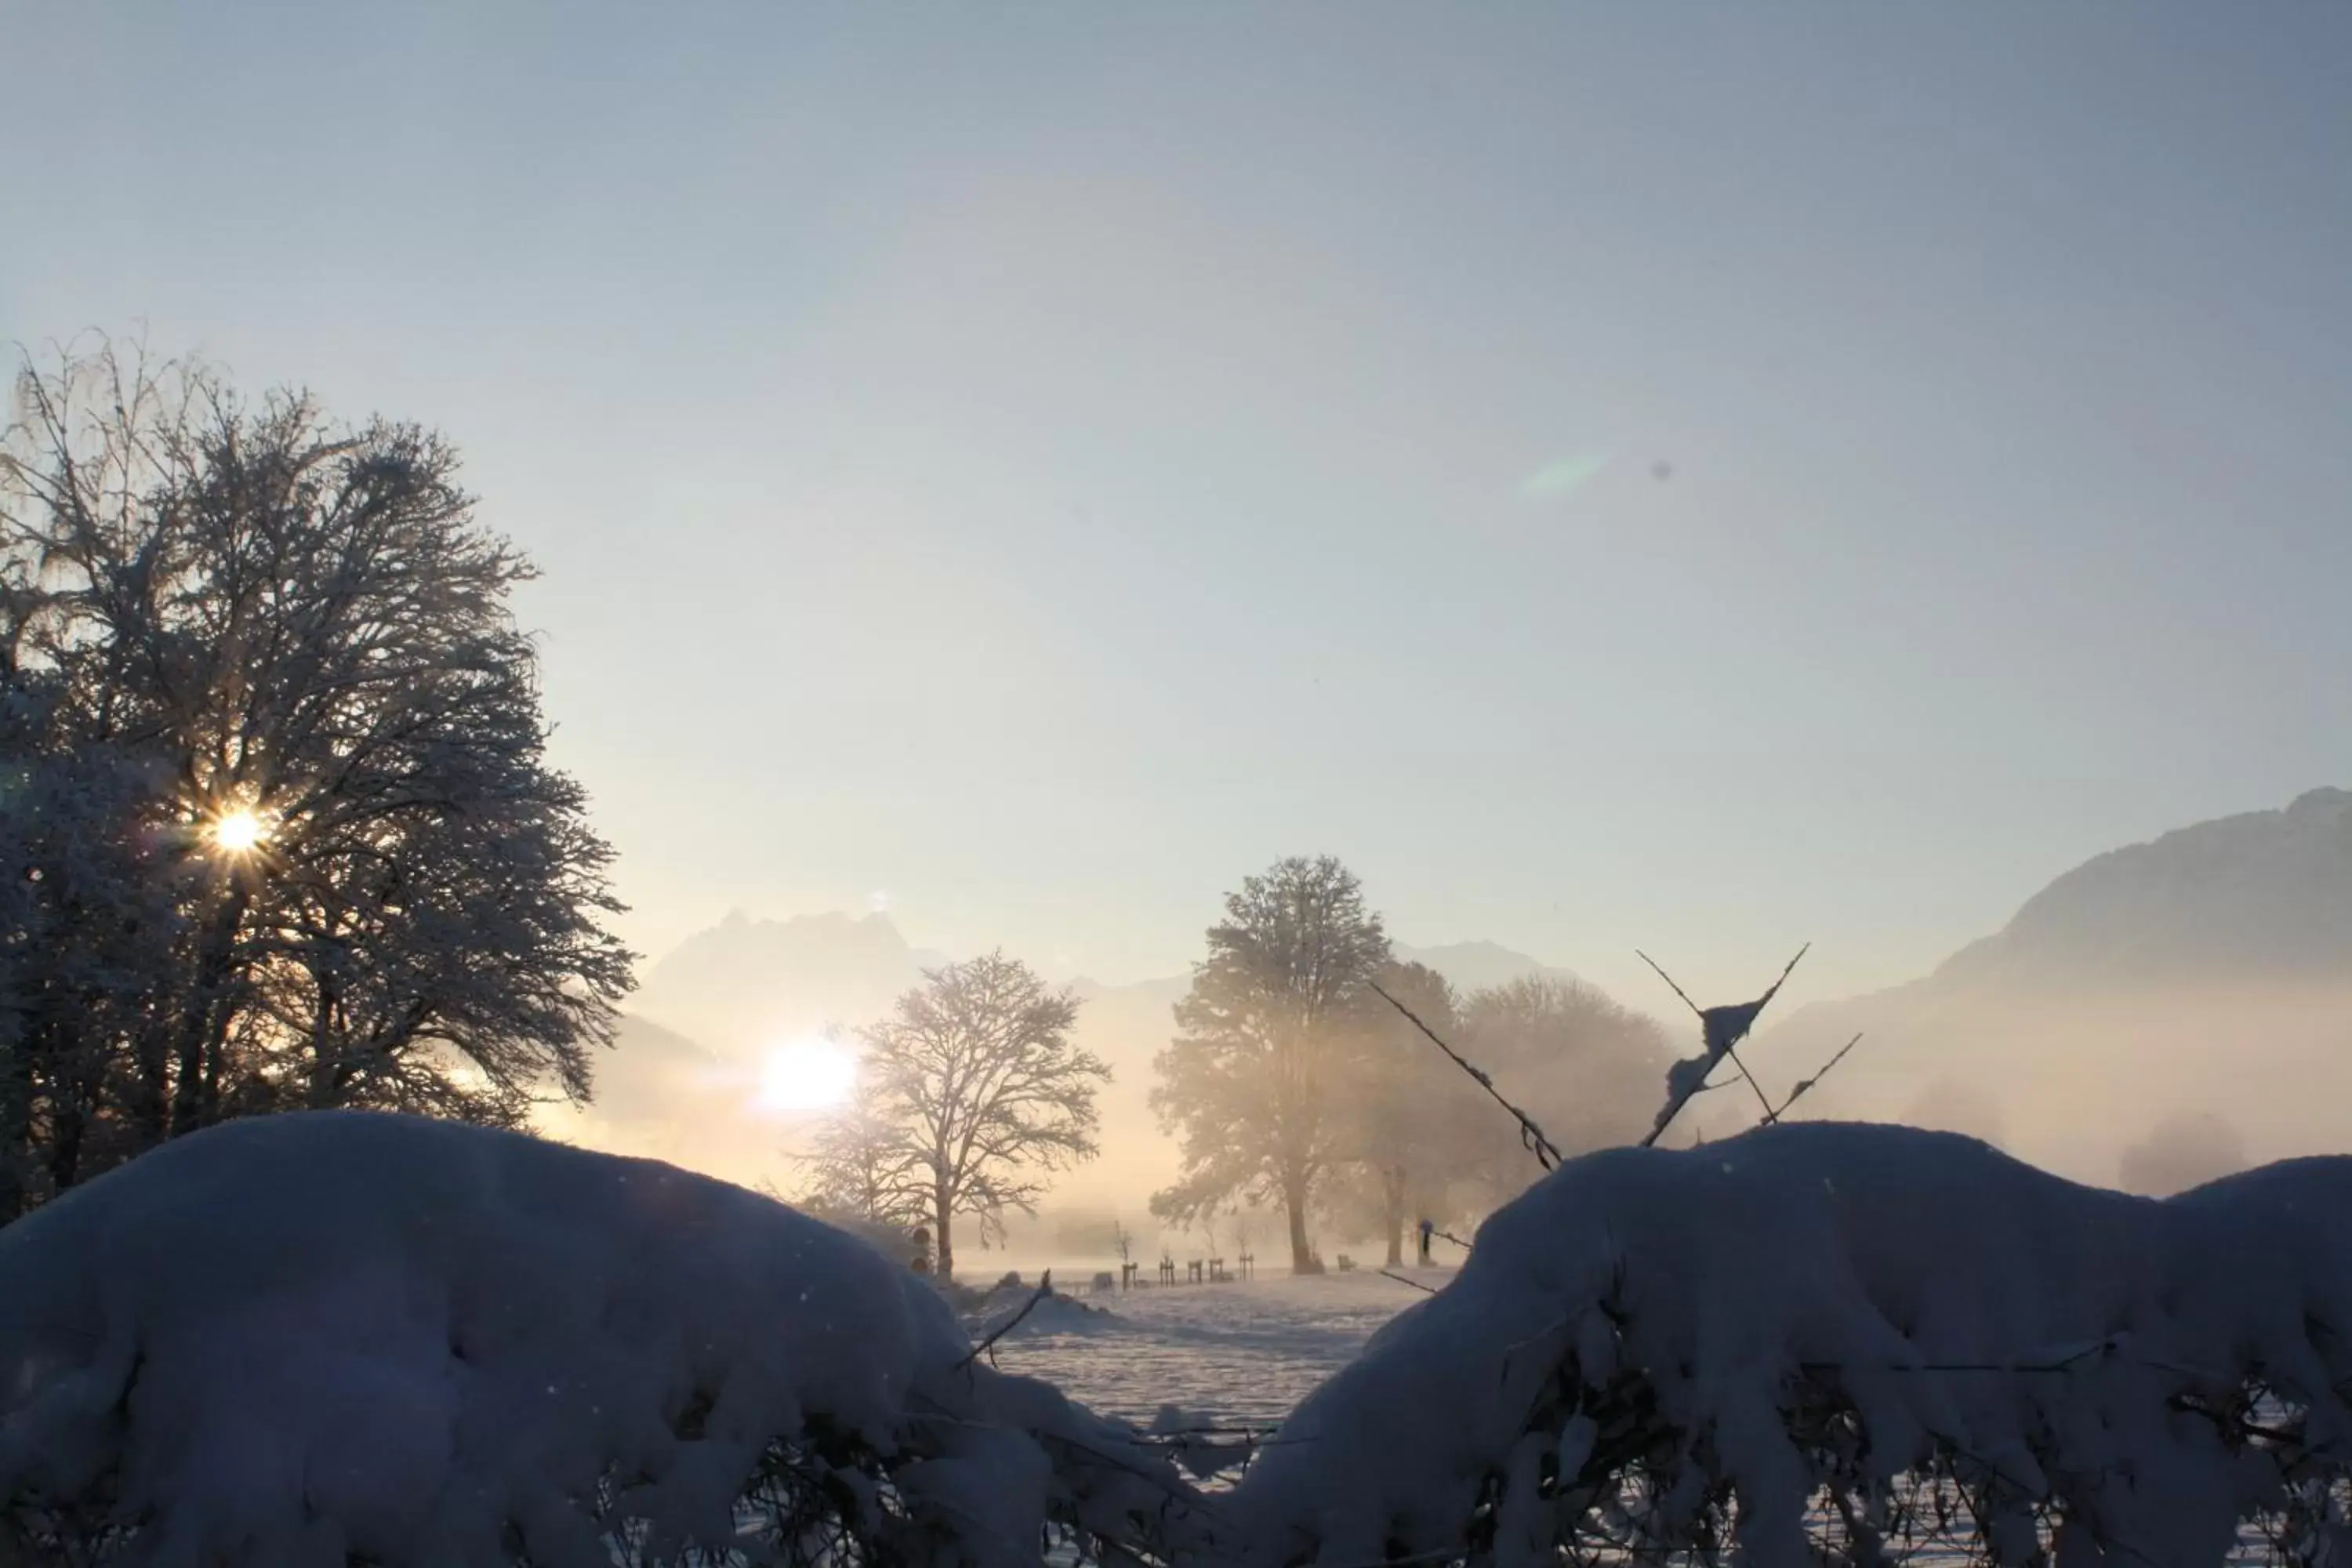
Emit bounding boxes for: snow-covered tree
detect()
[0,339,632,1202]
[0,692,189,1218]
[845,952,1106,1279]
[1150,855,1389,1273]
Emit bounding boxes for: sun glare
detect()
[756,1038,858,1112]
[211,809,267,854]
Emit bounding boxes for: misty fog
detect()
[544,787,2352,1270]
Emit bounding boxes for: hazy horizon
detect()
[7,3,2349,1015]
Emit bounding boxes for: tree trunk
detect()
[168,887,248,1138]
[0,1037,32,1222]
[934,1185,956,1281]
[1283,1171,1316,1273]
[131,1018,172,1148]
[305,971,342,1109]
[47,1091,85,1194]
[1382,1164,1409,1268]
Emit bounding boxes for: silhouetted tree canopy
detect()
[1454,976,1671,1203]
[1150,855,1388,1273]
[1317,959,1494,1265]
[0,341,633,1215]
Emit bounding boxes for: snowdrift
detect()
[0,1112,1197,1567]
[1229,1122,2352,1567]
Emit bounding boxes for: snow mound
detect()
[1227,1121,2352,1568]
[969,1290,1123,1343]
[0,1112,1199,1567]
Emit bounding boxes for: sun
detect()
[755,1038,858,1112]
[211,809,268,854]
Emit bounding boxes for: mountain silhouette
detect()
[630,910,932,1057]
[1735,786,2352,1183]
[1931,786,2352,989]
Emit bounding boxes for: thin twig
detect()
[1379,1269,1438,1295]
[1756,941,1813,1010]
[1798,1340,2114,1376]
[1768,1032,1864,1123]
[1635,949,1705,1020]
[1370,979,1563,1171]
[955,1270,1053,1370]
[1721,1042,1778,1118]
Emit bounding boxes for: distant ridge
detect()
[1739,786,2352,1182]
[631,910,923,1055]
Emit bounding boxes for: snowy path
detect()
[977,1270,1442,1430]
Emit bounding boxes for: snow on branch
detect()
[0,1112,1201,1568]
[16,1112,2352,1567]
[1639,943,1809,1146]
[1224,1121,2352,1568]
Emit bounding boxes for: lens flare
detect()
[1518,452,1610,501]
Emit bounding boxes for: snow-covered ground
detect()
[972,1270,1439,1430]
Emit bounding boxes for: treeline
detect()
[1149,855,1668,1270]
[797,857,1668,1280]
[0,344,631,1220]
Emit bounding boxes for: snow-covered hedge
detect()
[9,1112,2350,1567]
[1229,1122,2352,1568]
[0,1112,1197,1567]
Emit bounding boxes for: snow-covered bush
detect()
[13,1112,2352,1567]
[1226,1121,2352,1568]
[0,1112,1200,1567]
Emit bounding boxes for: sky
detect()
[5,2,2348,1011]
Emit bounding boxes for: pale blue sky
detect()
[5,3,2347,1009]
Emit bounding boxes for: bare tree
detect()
[1150,855,1389,1273]
[796,1080,930,1233]
[848,952,1107,1280]
[0,339,633,1205]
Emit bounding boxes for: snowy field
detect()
[973,1269,1440,1431]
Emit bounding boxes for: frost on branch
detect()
[1228,1122,2352,1568]
[0,1112,1200,1567]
